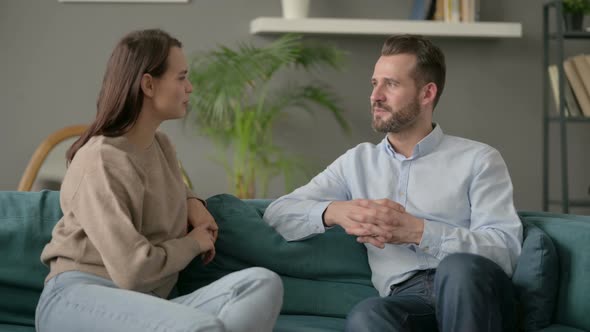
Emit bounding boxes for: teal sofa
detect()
[1,190,589,332]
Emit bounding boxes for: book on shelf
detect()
[548,65,583,116]
[410,0,435,20]
[443,0,479,22]
[460,0,478,22]
[563,57,590,117]
[413,0,479,22]
[548,65,573,116]
[444,0,460,22]
[570,55,590,117]
[434,0,444,21]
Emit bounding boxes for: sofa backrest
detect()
[177,194,379,318]
[0,191,62,326]
[2,190,589,330]
[519,211,590,331]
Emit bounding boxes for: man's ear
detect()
[421,82,437,107]
[141,73,155,98]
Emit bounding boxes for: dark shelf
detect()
[547,116,590,122]
[549,32,590,40]
[544,0,559,7]
[542,0,590,213]
[549,200,590,207]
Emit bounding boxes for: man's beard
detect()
[371,98,421,133]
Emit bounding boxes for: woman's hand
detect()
[187,198,218,264]
[187,198,218,241]
[187,225,215,264]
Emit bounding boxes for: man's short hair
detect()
[381,35,446,107]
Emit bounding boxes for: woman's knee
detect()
[241,267,283,300]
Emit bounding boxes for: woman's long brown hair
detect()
[66,29,182,163]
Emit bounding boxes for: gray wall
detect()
[1,0,589,213]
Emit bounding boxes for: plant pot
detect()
[281,0,310,19]
[564,13,585,31]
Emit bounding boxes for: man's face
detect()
[370,54,422,134]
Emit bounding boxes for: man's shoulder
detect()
[440,134,498,156]
[345,141,383,155]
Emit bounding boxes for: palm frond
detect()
[260,83,351,135]
[186,34,350,197]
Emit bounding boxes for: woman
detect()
[35,29,283,332]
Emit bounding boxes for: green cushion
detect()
[177,194,378,318]
[519,212,590,332]
[537,324,588,332]
[0,191,62,327]
[275,315,346,332]
[512,222,559,331]
[0,324,35,332]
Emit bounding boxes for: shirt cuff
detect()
[308,201,333,233]
[418,219,443,258]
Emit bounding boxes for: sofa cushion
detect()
[0,324,35,332]
[519,212,590,332]
[512,222,559,331]
[275,315,346,332]
[537,324,588,332]
[177,194,378,318]
[0,191,62,327]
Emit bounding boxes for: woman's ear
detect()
[141,73,155,98]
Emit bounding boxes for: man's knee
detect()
[437,253,502,280]
[435,253,508,298]
[345,297,404,332]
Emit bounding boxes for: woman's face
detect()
[150,46,193,121]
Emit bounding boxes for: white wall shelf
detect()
[250,17,523,38]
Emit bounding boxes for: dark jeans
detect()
[345,253,517,332]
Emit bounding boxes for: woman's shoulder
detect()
[76,135,135,166]
[66,136,145,183]
[154,131,179,161]
[62,136,145,199]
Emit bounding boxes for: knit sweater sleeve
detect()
[72,158,201,292]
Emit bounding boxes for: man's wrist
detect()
[322,210,331,227]
[413,218,425,244]
[322,203,336,227]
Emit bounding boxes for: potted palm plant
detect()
[562,0,590,31]
[186,34,350,198]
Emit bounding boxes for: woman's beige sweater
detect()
[41,132,202,298]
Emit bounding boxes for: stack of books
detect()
[548,54,590,118]
[410,0,479,22]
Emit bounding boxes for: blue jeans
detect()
[345,253,517,332]
[35,267,283,332]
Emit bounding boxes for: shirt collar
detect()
[383,123,444,160]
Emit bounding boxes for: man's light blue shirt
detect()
[263,124,523,296]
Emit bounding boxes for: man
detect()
[263,35,522,332]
